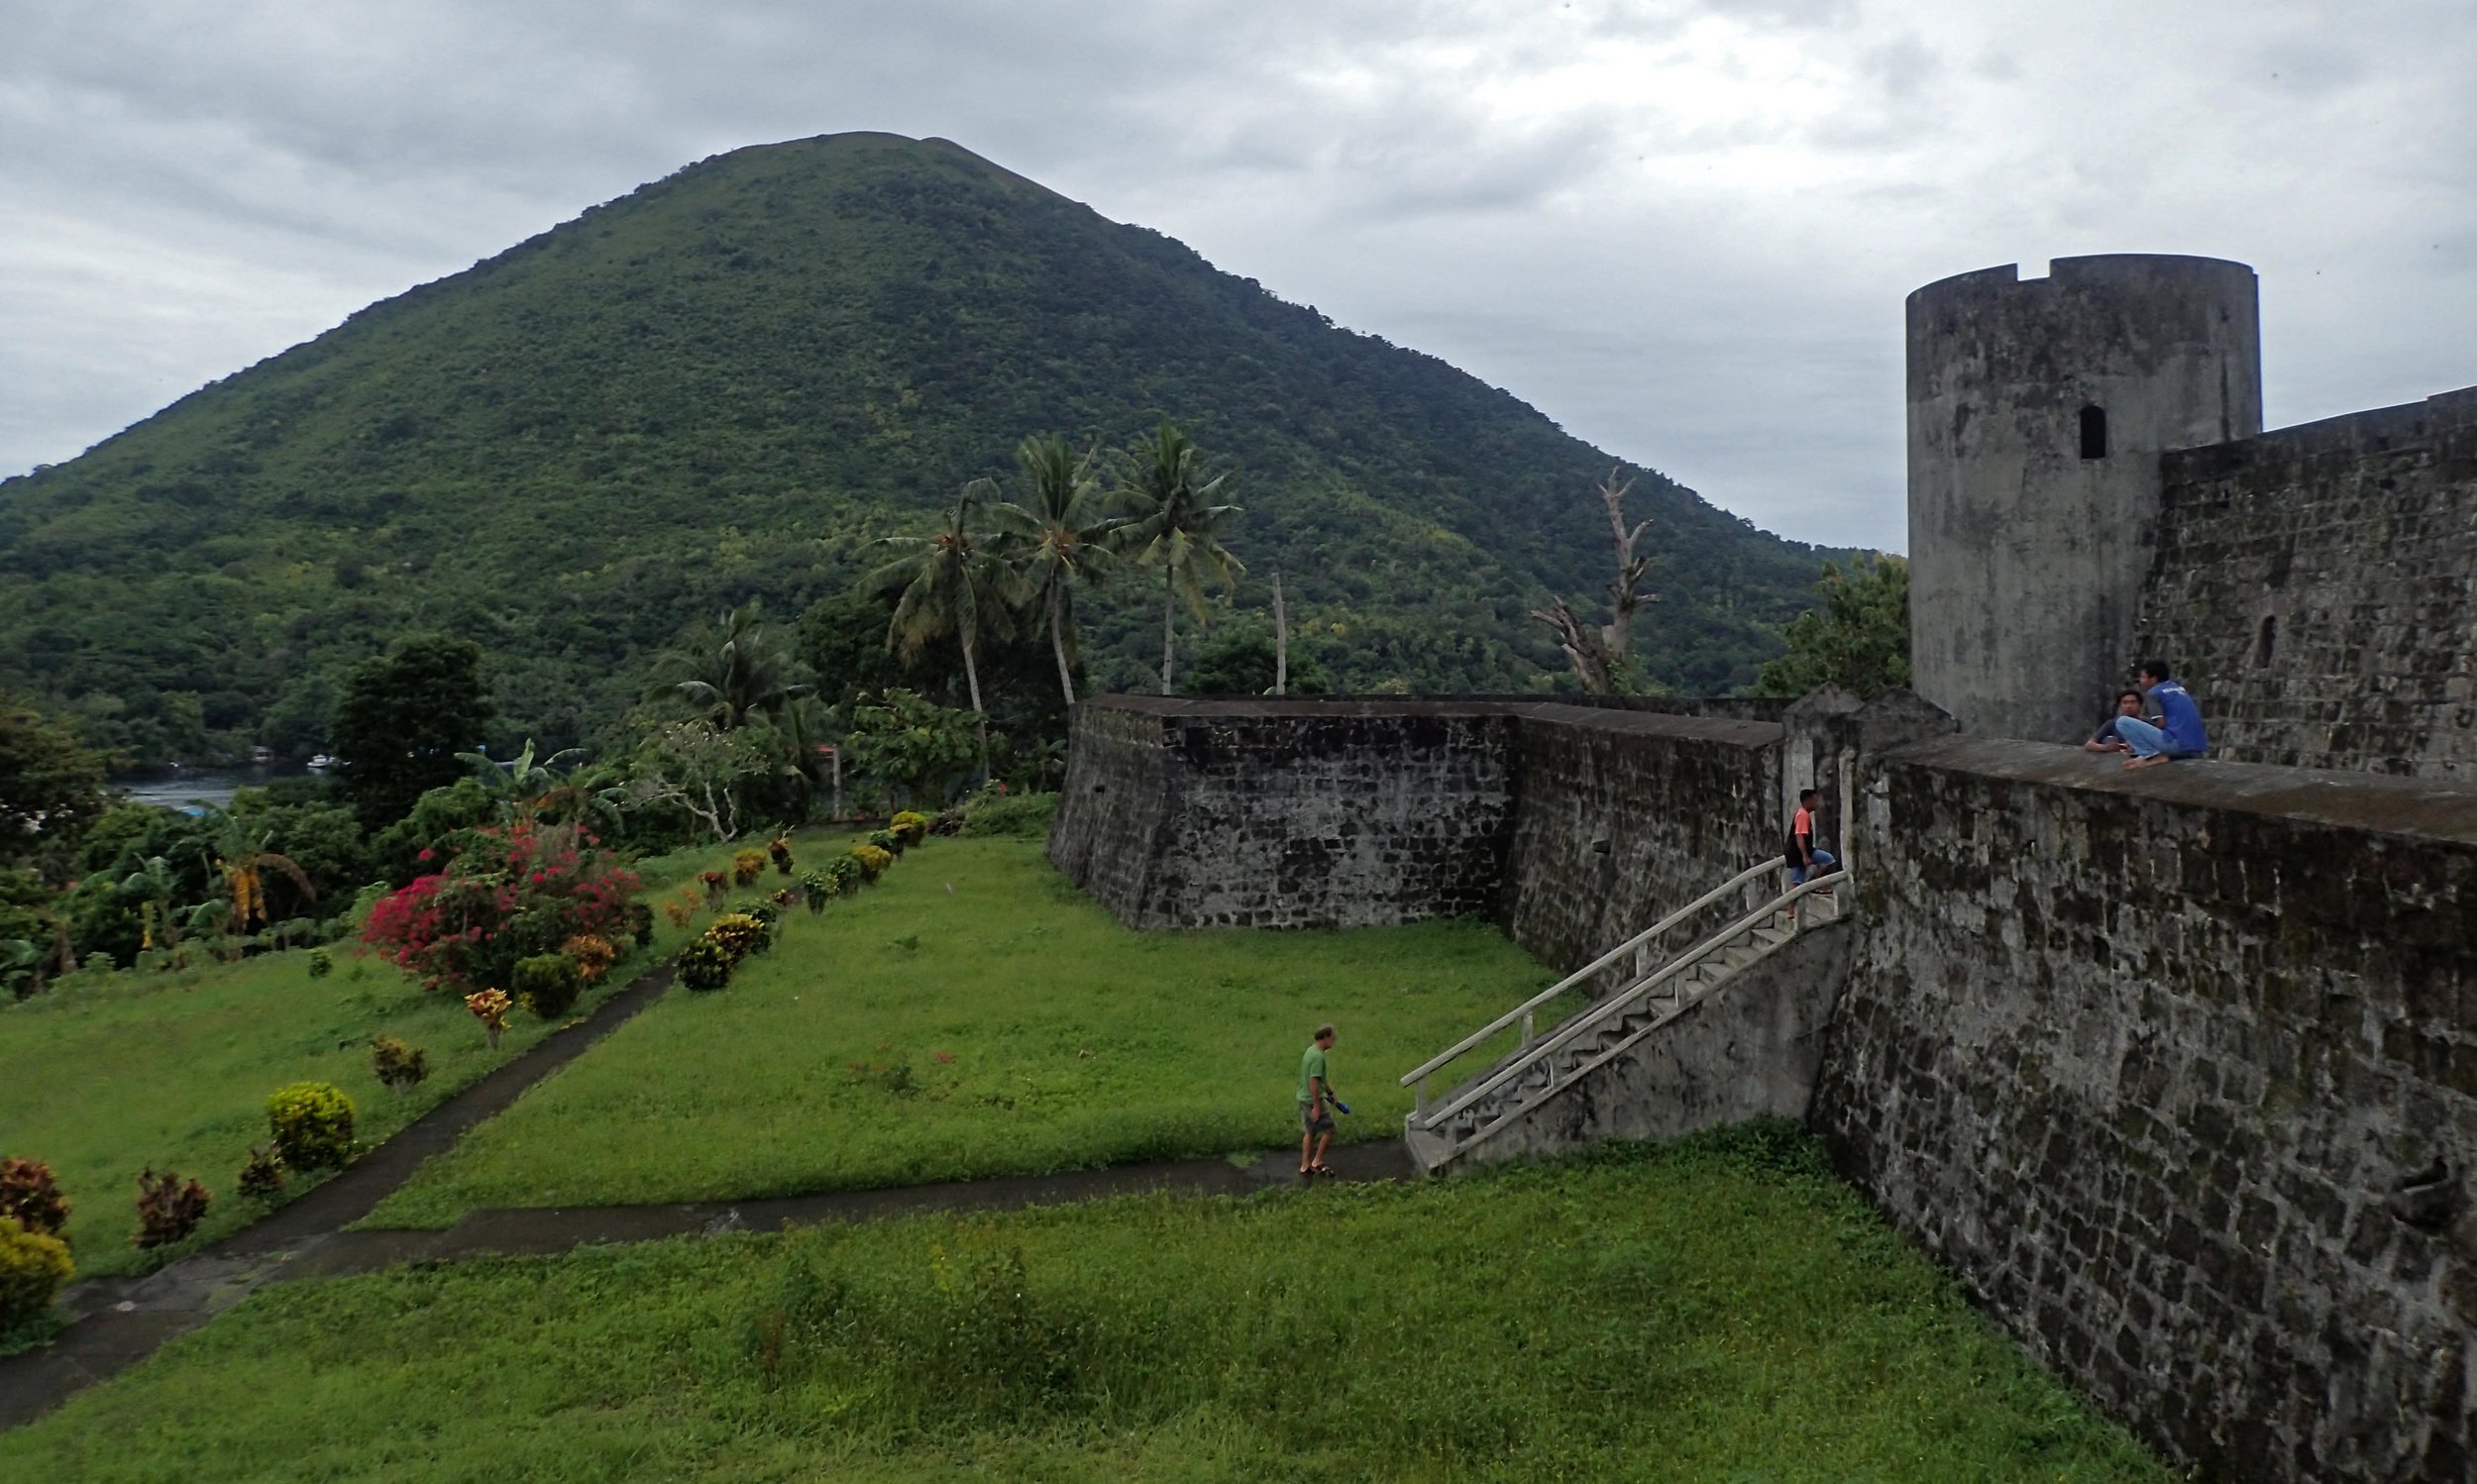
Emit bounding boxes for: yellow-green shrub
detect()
[850,844,894,883]
[704,912,768,965]
[889,810,931,846]
[731,849,767,887]
[266,1083,357,1170]
[0,1219,73,1329]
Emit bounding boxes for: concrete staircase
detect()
[1401,862,1845,1176]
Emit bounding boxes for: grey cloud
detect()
[5,0,2476,555]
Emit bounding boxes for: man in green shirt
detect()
[1298,1022,1340,1177]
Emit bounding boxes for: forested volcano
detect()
[0,132,1836,765]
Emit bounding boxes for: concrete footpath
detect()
[0,943,1410,1431]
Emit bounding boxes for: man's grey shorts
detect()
[1300,1105,1335,1135]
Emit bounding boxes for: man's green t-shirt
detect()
[1298,1044,1328,1107]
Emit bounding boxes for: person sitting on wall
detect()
[1786,788,1837,885]
[2113,660,2209,770]
[2083,689,2147,754]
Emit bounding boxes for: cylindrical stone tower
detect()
[1907,254,2262,743]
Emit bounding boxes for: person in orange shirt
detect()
[1785,788,1836,884]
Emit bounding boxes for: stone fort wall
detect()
[2137,386,2477,781]
[1813,738,2477,1482]
[1046,696,1789,969]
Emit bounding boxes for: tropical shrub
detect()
[562,932,618,984]
[821,855,864,894]
[0,1219,73,1329]
[676,936,732,992]
[237,1145,287,1201]
[624,901,656,948]
[768,835,795,875]
[305,947,333,979]
[849,844,894,883]
[0,1158,69,1238]
[698,870,728,908]
[767,888,795,909]
[704,912,769,965]
[961,790,1058,839]
[866,827,902,856]
[466,988,512,1047]
[889,810,931,846]
[134,1168,210,1248]
[371,1035,430,1093]
[266,1083,356,1170]
[731,849,766,887]
[512,952,584,1019]
[362,820,639,996]
[798,869,835,912]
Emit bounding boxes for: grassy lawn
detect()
[0,1128,2172,1482]
[0,835,749,1280]
[368,836,1559,1226]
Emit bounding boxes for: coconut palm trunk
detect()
[1160,560,1177,694]
[1048,583,1077,707]
[960,622,992,783]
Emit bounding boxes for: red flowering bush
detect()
[363,822,640,996]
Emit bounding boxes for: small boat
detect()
[306,754,334,771]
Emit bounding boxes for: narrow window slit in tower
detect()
[2079,406,2108,460]
[2257,614,2278,668]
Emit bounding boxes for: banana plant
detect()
[456,737,593,825]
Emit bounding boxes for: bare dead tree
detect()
[1529,595,1618,694]
[1596,466,1656,669]
[1532,465,1658,693]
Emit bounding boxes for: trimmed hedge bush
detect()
[0,1157,69,1237]
[371,1035,430,1093]
[266,1083,357,1170]
[237,1145,287,1202]
[704,913,769,965]
[511,952,584,1019]
[676,937,732,992]
[134,1169,210,1249]
[0,1219,73,1330]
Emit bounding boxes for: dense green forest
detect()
[0,132,1840,767]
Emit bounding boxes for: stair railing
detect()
[1404,867,1848,1152]
[1398,857,1784,1120]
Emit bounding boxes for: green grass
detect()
[0,834,753,1279]
[368,836,1562,1226]
[0,1128,2173,1482]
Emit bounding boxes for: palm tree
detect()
[867,482,1023,778]
[649,602,813,729]
[986,433,1125,706]
[1117,421,1243,694]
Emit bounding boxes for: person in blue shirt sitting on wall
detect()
[2113,660,2208,770]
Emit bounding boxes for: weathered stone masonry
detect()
[2139,386,2477,781]
[1048,695,1789,966]
[1812,738,2477,1483]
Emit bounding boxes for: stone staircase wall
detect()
[1445,918,1854,1173]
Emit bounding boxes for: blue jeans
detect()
[2112,717,2197,760]
[1792,846,1836,885]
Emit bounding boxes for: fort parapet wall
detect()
[1813,738,2477,1481]
[2139,385,2477,781]
[1046,696,1788,966]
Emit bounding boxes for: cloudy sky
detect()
[5,0,2472,550]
